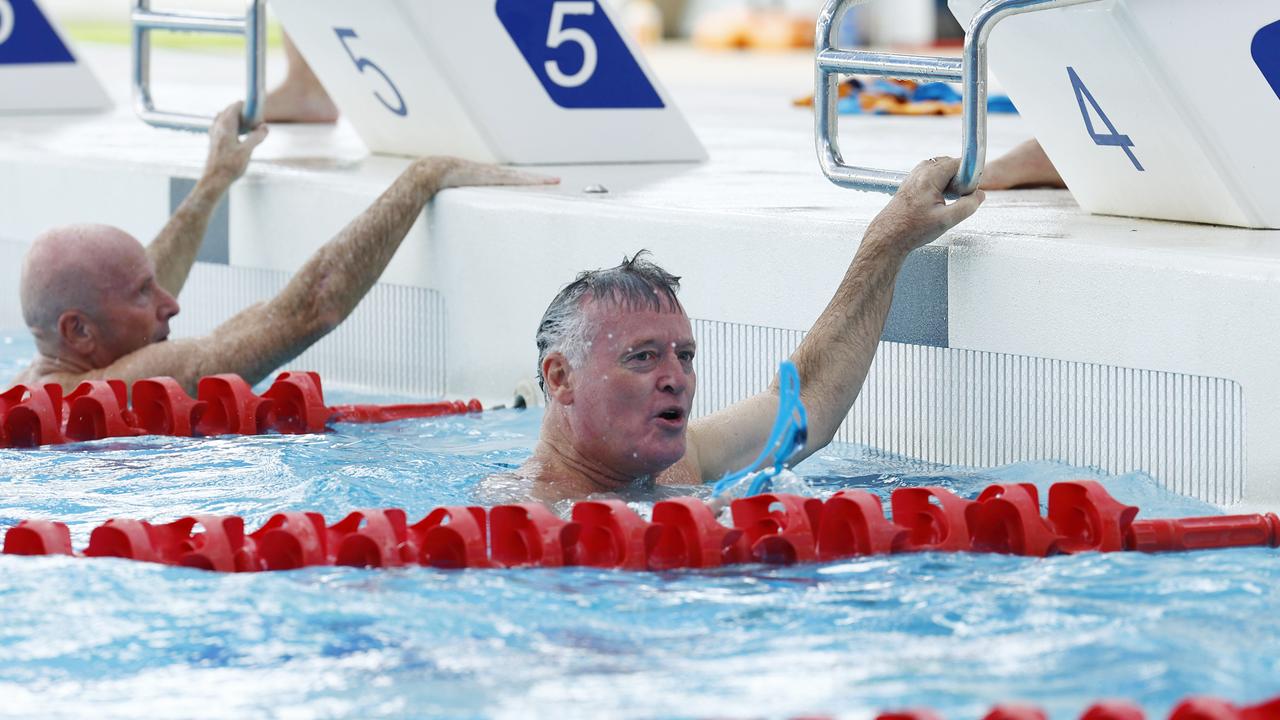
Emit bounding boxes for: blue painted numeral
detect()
[1067,66,1143,172]
[335,27,408,117]
[496,0,663,110]
[0,1,13,47]
[0,0,74,65]
[1253,19,1280,101]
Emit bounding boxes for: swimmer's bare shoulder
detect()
[475,467,543,504]
[9,357,114,391]
[11,337,209,395]
[483,453,703,505]
[480,459,586,504]
[657,456,701,486]
[8,364,38,388]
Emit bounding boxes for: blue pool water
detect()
[1,333,1278,719]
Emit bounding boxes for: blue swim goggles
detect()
[710,360,809,498]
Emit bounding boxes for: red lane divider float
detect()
[833,695,1280,720]
[0,370,481,449]
[5,482,1277,572]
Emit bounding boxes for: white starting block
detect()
[948,0,1280,229]
[270,0,705,164]
[0,0,110,113]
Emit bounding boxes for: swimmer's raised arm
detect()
[70,157,557,393]
[685,157,984,481]
[147,103,267,297]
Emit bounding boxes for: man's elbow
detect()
[301,276,351,339]
[798,395,844,455]
[315,306,345,336]
[295,285,345,338]
[804,426,840,456]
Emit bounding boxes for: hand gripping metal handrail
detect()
[814,0,1103,196]
[131,0,266,132]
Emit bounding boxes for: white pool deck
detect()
[2,43,1279,513]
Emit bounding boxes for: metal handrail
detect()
[131,0,266,132]
[815,0,1103,196]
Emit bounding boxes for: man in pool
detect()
[517,157,984,500]
[12,103,555,394]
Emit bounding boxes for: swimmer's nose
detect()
[158,286,180,321]
[657,354,690,395]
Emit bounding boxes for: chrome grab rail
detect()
[131,0,266,132]
[814,0,1104,196]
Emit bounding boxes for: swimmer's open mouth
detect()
[655,407,686,424]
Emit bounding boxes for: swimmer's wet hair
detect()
[535,251,683,394]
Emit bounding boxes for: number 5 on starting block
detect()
[270,0,705,164]
[0,0,110,113]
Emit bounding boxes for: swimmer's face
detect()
[90,239,180,364]
[563,299,696,478]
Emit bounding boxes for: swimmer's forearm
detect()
[785,156,982,451]
[276,157,447,331]
[194,158,449,387]
[693,159,978,478]
[787,230,909,448]
[148,170,234,296]
[182,157,546,387]
[148,102,266,296]
[688,230,907,480]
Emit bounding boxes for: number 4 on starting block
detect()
[0,0,110,113]
[270,0,705,164]
[948,0,1280,229]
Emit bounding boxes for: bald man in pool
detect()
[12,103,555,394]
[511,157,984,502]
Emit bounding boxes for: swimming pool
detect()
[1,332,1277,719]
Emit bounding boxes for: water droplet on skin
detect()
[607,333,613,339]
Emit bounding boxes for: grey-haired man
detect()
[516,157,985,501]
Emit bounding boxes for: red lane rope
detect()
[4,482,1277,571]
[0,370,481,448]
[5,486,1277,719]
[825,696,1280,720]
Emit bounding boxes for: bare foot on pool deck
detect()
[980,138,1067,190]
[264,35,340,124]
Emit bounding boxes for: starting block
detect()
[269,0,705,164]
[949,0,1280,229]
[0,0,110,113]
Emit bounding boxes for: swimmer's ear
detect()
[57,310,95,355]
[542,352,574,405]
